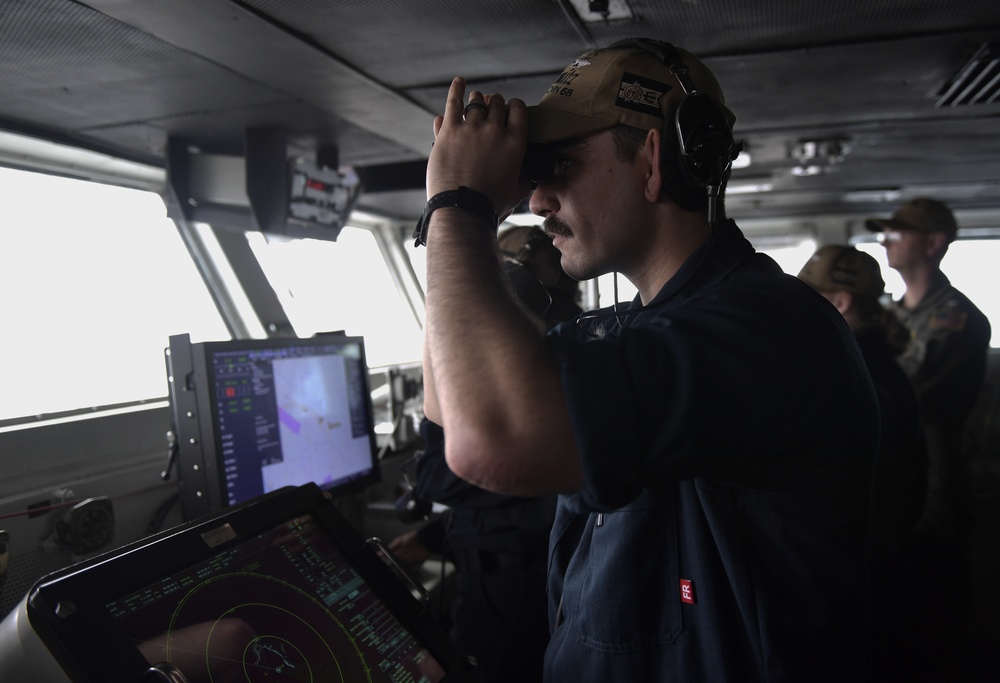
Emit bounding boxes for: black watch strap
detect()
[412,186,498,247]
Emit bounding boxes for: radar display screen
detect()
[206,337,377,507]
[105,512,445,682]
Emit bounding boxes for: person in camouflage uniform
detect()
[867,197,991,681]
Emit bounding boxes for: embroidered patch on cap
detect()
[616,73,669,117]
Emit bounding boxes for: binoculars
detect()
[519,143,562,188]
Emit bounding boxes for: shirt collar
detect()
[639,219,757,310]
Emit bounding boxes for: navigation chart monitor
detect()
[17,483,482,682]
[167,333,380,520]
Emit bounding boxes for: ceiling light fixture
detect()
[727,180,774,195]
[789,137,851,177]
[568,0,634,23]
[731,148,752,170]
[791,165,823,177]
[844,189,902,203]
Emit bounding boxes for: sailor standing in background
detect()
[797,245,928,680]
[867,197,991,681]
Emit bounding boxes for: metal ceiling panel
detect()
[1,0,999,220]
[0,0,291,158]
[243,0,576,87]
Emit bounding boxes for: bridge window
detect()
[756,239,819,276]
[247,228,423,368]
[0,167,229,422]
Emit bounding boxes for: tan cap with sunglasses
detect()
[864,197,958,242]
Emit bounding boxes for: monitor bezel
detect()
[167,333,381,521]
[24,483,481,683]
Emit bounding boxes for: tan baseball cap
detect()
[864,197,958,242]
[526,39,735,144]
[797,245,885,299]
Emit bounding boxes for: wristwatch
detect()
[412,186,498,247]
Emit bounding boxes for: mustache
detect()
[544,216,572,238]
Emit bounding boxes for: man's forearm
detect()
[422,337,441,425]
[424,210,581,495]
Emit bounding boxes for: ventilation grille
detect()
[936,42,1000,107]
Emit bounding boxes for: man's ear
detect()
[643,128,662,204]
[830,290,853,316]
[925,231,948,259]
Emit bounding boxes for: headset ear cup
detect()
[674,93,736,188]
[660,102,709,212]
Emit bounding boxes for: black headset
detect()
[607,38,742,221]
